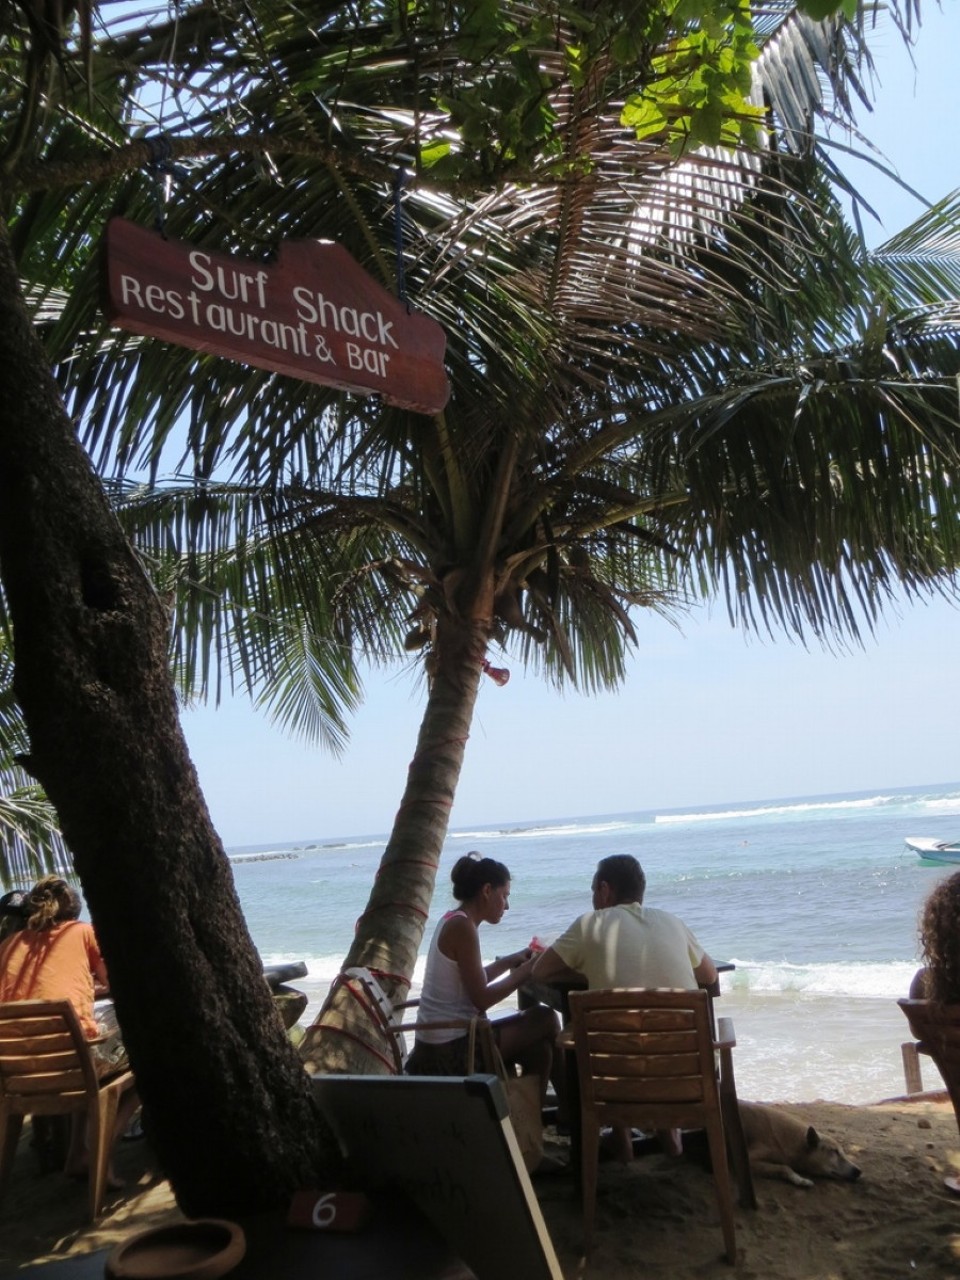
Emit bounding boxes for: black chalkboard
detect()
[312,1073,563,1280]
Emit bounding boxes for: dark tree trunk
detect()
[0,217,341,1214]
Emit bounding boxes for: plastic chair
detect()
[568,987,754,1264]
[0,999,135,1220]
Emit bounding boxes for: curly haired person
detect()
[910,869,960,1002]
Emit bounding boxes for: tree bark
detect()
[0,216,341,1214]
[300,582,492,1074]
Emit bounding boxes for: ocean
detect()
[227,780,960,1106]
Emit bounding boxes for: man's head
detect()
[592,855,645,908]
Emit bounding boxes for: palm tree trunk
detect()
[300,588,492,1074]
[0,217,341,1213]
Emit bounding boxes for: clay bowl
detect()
[104,1219,246,1280]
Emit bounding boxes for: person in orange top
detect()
[0,877,105,1036]
[0,875,138,1185]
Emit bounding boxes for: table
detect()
[517,975,585,1024]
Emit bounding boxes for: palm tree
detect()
[111,172,960,1076]
[0,2,345,1213]
[0,629,73,886]
[25,0,954,1070]
[0,235,341,1212]
[1,0,956,1204]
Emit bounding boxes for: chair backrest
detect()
[335,969,500,1070]
[0,999,99,1117]
[311,968,501,1078]
[569,987,719,1129]
[311,967,412,1074]
[898,999,960,1125]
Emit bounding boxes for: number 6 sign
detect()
[287,1188,372,1232]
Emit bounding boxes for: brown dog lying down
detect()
[738,1101,862,1187]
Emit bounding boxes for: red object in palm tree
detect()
[481,659,510,686]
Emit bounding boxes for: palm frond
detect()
[7,1,958,728]
[0,785,73,888]
[873,189,960,321]
[0,627,74,885]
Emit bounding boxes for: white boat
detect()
[905,836,960,864]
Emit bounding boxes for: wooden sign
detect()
[103,218,450,415]
[287,1188,372,1232]
[311,1073,564,1280]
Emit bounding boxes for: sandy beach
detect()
[2,1092,958,1278]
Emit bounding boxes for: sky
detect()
[179,4,960,848]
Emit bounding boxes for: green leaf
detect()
[419,140,451,169]
[621,94,670,139]
[796,0,845,18]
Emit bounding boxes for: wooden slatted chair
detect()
[568,988,753,1265]
[898,999,960,1121]
[0,999,135,1220]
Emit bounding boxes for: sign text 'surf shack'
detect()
[104,218,450,415]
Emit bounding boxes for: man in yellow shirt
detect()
[532,854,717,992]
[531,854,717,1159]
